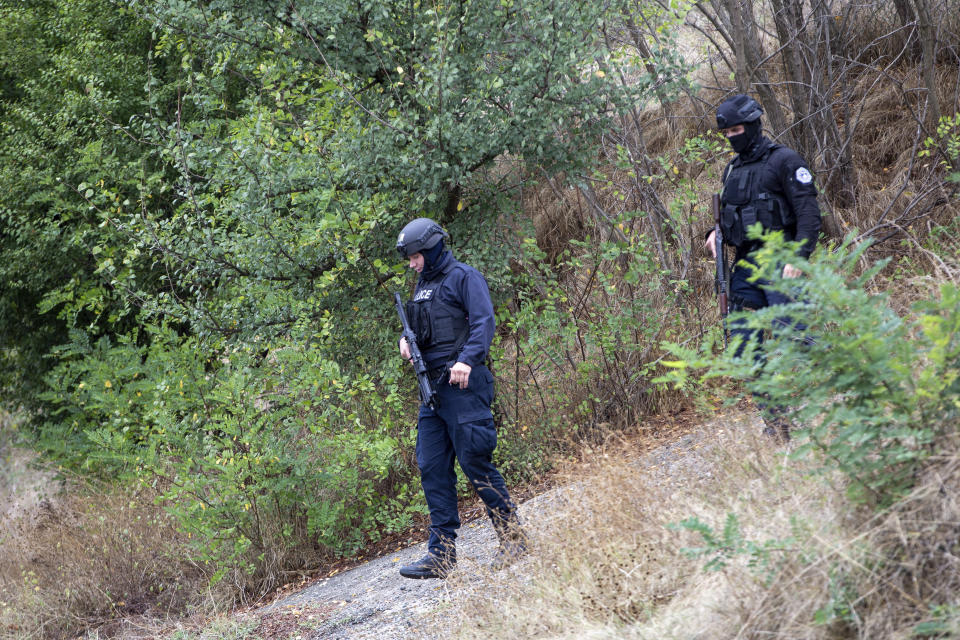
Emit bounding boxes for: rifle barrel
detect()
[711,194,729,346]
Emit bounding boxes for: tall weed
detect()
[499,210,684,462]
[0,483,216,640]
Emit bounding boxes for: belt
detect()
[730,294,759,311]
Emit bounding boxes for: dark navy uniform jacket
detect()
[409,250,495,371]
[719,136,821,259]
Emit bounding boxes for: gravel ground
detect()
[257,488,571,640]
[256,408,765,639]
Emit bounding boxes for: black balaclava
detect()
[420,239,447,278]
[728,119,762,155]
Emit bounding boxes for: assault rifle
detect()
[394,292,438,410]
[712,193,730,346]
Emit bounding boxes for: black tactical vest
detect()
[406,262,470,368]
[720,145,793,247]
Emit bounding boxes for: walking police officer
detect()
[395,217,526,579]
[705,94,822,439]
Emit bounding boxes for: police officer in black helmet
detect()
[395,217,527,579]
[705,95,822,440]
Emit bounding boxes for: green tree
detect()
[135,0,682,216]
[115,0,690,362]
[0,0,177,405]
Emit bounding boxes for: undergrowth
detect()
[447,414,960,639]
[445,222,960,638]
[0,479,223,640]
[2,3,958,636]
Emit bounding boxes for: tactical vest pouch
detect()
[721,204,746,247]
[740,205,758,233]
[407,300,431,346]
[723,164,753,206]
[433,315,456,344]
[721,160,755,246]
[756,193,786,230]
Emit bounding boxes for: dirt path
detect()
[255,485,579,639]
[253,408,762,639]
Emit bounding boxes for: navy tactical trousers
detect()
[415,364,515,557]
[728,256,813,422]
[728,257,810,359]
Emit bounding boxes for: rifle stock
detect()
[394,292,438,410]
[712,193,729,346]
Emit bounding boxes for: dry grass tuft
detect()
[848,73,922,182]
[524,173,592,263]
[0,481,225,640]
[845,1,960,68]
[858,436,960,637]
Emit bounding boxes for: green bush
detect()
[2,0,695,607]
[670,513,792,579]
[37,323,423,594]
[661,228,960,504]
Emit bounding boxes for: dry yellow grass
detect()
[0,479,226,640]
[444,410,960,639]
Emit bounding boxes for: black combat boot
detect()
[490,510,528,570]
[399,551,456,579]
[761,414,791,443]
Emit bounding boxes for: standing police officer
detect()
[705,94,822,440]
[395,217,526,579]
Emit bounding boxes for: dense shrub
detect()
[36,324,422,596]
[1,0,689,608]
[662,228,960,503]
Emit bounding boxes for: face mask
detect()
[422,240,444,270]
[728,120,762,155]
[728,132,752,154]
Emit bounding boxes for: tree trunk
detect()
[911,0,942,128]
[769,0,818,157]
[623,16,677,134]
[726,0,750,93]
[893,0,916,25]
[811,0,856,213]
[770,0,856,209]
[709,0,792,143]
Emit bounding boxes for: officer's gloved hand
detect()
[449,362,472,389]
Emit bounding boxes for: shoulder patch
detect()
[795,167,813,184]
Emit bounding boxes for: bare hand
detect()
[399,336,412,361]
[448,362,472,389]
[782,263,802,279]
[705,229,717,259]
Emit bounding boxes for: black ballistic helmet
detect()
[716,94,763,129]
[396,217,448,257]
